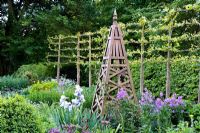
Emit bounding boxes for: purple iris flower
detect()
[59,80,65,87]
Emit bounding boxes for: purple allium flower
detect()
[116,88,128,100]
[48,128,60,133]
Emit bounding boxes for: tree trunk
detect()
[57,35,61,83]
[198,71,200,103]
[89,34,92,87]
[5,0,15,36]
[77,33,80,85]
[166,27,172,98]
[140,25,145,95]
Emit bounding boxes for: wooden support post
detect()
[77,33,80,85]
[89,33,92,87]
[56,35,61,83]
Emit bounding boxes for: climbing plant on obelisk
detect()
[92,10,138,115]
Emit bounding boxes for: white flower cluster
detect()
[60,85,85,111]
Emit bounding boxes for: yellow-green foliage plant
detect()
[0,95,44,133]
[28,81,61,105]
[29,81,58,93]
[27,81,59,105]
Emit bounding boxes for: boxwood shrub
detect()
[0,95,44,133]
[14,63,51,82]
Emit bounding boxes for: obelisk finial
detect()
[113,9,117,23]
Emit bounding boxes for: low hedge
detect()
[14,63,53,82]
[0,75,29,92]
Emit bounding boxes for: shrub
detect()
[189,104,200,131]
[0,95,44,133]
[0,75,29,92]
[14,63,50,82]
[35,103,57,132]
[166,121,195,133]
[189,104,200,120]
[141,104,172,133]
[106,100,141,133]
[194,117,200,132]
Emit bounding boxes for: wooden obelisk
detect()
[92,10,138,115]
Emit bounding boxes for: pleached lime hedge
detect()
[130,57,199,101]
[0,95,44,133]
